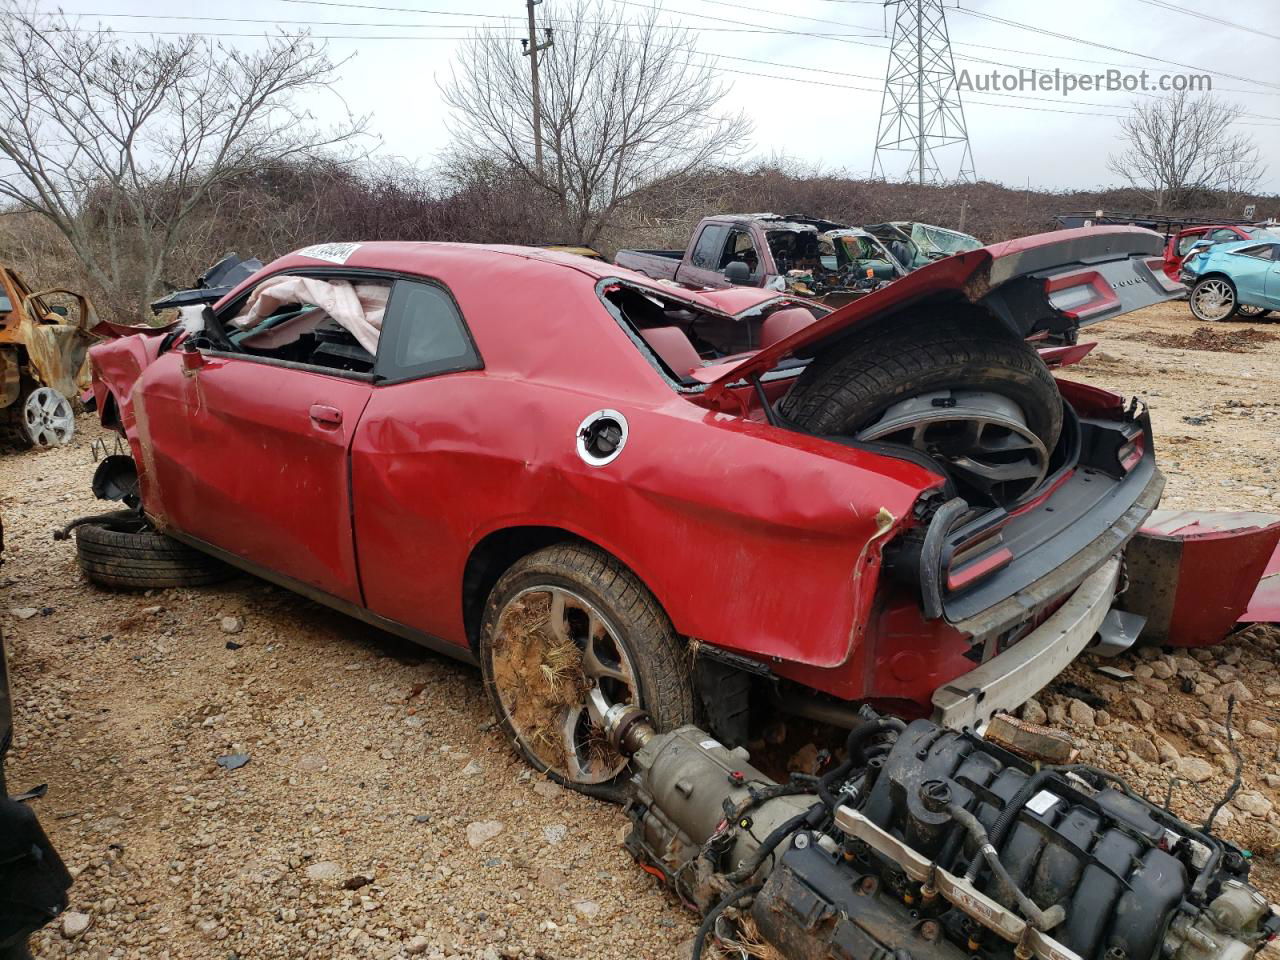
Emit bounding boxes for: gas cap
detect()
[576,409,629,466]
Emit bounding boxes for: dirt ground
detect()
[5,300,1280,959]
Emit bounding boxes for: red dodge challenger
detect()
[83,229,1178,792]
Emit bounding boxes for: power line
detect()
[952,7,1280,91]
[1133,0,1280,43]
[33,12,1280,127]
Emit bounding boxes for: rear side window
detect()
[375,279,481,383]
[1234,244,1275,260]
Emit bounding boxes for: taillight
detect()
[1118,430,1145,472]
[1044,270,1120,321]
[944,525,1013,592]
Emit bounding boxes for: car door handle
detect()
[309,403,343,426]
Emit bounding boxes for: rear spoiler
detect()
[702,226,1181,403]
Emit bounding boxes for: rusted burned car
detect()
[0,266,99,447]
[78,229,1180,795]
[615,213,910,305]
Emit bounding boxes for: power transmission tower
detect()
[871,0,975,185]
[521,0,554,177]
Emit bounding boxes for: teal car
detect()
[1182,236,1280,321]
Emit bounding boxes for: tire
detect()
[780,313,1064,450]
[75,517,230,590]
[1189,276,1239,322]
[479,543,695,798]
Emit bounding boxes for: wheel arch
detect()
[460,524,668,654]
[1193,271,1236,287]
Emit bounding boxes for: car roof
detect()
[218,241,779,316]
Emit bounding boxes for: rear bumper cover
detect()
[932,556,1121,729]
[949,464,1164,640]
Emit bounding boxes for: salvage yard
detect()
[4,300,1280,960]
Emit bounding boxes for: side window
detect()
[222,274,389,375]
[717,229,759,273]
[690,224,729,269]
[1209,228,1239,242]
[374,280,481,383]
[1233,244,1273,260]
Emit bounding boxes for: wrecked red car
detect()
[82,228,1180,790]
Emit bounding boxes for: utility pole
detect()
[521,0,554,178]
[871,0,975,185]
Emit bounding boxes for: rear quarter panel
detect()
[352,379,939,673]
[347,253,941,680]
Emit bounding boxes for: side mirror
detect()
[180,342,205,375]
[50,305,69,317]
[724,261,752,285]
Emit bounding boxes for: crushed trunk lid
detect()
[701,226,1180,402]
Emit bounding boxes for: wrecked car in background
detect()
[73,227,1192,798]
[865,219,983,269]
[0,265,101,447]
[614,213,917,305]
[1181,237,1280,322]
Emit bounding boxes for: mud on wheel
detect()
[478,543,695,797]
[75,512,231,590]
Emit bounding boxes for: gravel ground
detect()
[4,300,1280,959]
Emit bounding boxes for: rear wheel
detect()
[75,515,230,590]
[1189,277,1238,322]
[478,543,694,797]
[780,314,1062,506]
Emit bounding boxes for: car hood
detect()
[702,226,1180,400]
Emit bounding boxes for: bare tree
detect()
[0,4,367,317]
[441,0,751,245]
[1107,91,1265,211]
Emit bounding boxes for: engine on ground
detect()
[595,699,1277,960]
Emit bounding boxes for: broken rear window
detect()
[600,280,821,389]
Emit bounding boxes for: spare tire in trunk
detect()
[779,313,1063,506]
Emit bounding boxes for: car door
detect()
[131,270,381,605]
[1263,246,1280,307]
[1225,244,1278,306]
[349,277,484,644]
[677,222,733,289]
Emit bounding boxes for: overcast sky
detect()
[33,0,1280,195]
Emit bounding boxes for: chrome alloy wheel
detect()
[1191,279,1236,321]
[857,390,1050,505]
[21,386,75,447]
[489,585,640,784]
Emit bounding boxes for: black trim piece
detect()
[162,530,479,667]
[918,498,968,620]
[202,350,379,383]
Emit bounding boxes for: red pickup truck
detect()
[615,214,909,305]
